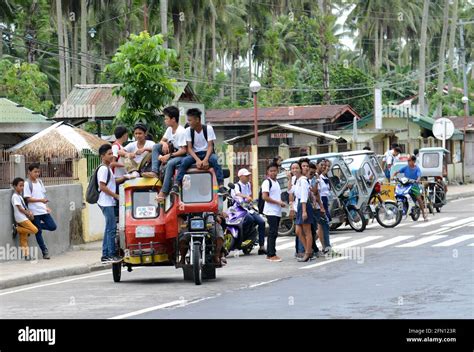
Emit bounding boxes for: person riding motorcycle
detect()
[392,155,428,221]
[230,168,267,255]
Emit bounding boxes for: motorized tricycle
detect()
[343,150,402,228]
[418,147,449,213]
[115,166,230,285]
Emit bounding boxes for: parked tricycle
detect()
[342,150,402,228]
[115,166,230,285]
[418,147,449,213]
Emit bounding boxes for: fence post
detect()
[10,154,25,179]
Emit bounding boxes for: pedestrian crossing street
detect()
[274,215,474,251]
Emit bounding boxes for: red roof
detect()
[446,116,474,131]
[205,104,360,124]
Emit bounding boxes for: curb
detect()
[0,262,111,291]
[446,191,474,201]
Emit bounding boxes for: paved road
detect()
[1,197,473,319]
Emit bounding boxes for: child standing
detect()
[11,177,38,260]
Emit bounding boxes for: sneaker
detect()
[12,224,17,239]
[101,256,110,264]
[323,246,332,254]
[110,256,123,263]
[266,255,282,262]
[295,253,304,259]
[170,185,180,195]
[42,252,51,260]
[258,248,267,255]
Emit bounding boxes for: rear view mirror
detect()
[228,183,235,190]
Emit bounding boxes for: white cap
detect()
[237,168,252,177]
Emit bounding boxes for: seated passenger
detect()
[231,168,267,255]
[170,108,226,195]
[142,106,187,201]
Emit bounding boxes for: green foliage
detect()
[105,32,177,140]
[0,59,54,115]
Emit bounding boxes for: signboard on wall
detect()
[177,102,206,126]
[271,133,293,139]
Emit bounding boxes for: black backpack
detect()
[191,125,215,153]
[258,179,273,214]
[86,164,112,204]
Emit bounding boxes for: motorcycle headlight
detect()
[190,218,205,231]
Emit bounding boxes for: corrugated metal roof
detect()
[53,82,198,120]
[0,98,50,123]
[206,105,360,124]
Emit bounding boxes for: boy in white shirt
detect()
[143,106,187,201]
[97,144,126,264]
[11,177,38,260]
[121,123,155,165]
[24,163,56,259]
[171,108,226,195]
[110,126,129,181]
[262,164,286,262]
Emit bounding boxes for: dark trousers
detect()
[32,213,57,254]
[266,215,280,257]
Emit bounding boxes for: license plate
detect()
[135,226,155,238]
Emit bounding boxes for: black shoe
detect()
[42,252,51,260]
[110,256,123,263]
[101,256,113,264]
[24,255,33,261]
[258,248,267,255]
[12,224,17,239]
[170,185,180,195]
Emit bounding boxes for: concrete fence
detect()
[0,184,84,259]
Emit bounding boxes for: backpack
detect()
[86,164,112,204]
[258,179,273,214]
[191,125,215,153]
[111,141,122,174]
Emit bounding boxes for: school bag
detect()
[86,164,112,204]
[257,179,273,214]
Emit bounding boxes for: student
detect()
[110,126,128,180]
[318,159,332,254]
[171,108,226,195]
[143,106,187,201]
[383,143,399,179]
[385,147,402,180]
[122,123,155,165]
[24,163,56,259]
[293,161,314,262]
[231,168,267,255]
[97,144,125,264]
[11,177,38,260]
[308,162,323,258]
[262,163,286,262]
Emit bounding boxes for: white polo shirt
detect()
[262,178,282,217]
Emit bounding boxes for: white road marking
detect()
[441,217,474,228]
[411,217,456,228]
[276,237,292,244]
[0,267,138,296]
[109,300,186,319]
[393,222,411,228]
[422,223,474,236]
[275,242,297,251]
[300,256,348,269]
[248,278,281,288]
[396,235,448,248]
[451,196,474,203]
[365,235,414,248]
[316,236,352,246]
[432,235,474,247]
[333,236,383,249]
[365,223,380,229]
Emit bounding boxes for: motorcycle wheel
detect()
[375,201,402,228]
[346,206,367,232]
[112,262,122,283]
[410,207,421,221]
[192,242,202,285]
[278,218,294,236]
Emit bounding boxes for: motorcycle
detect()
[395,176,421,221]
[364,182,402,228]
[222,183,261,255]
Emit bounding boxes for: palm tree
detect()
[55,0,66,102]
